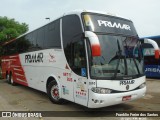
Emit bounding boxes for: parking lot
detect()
[0,78,159,120]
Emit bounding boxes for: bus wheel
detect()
[9,73,16,86]
[47,81,62,104]
[6,73,11,84]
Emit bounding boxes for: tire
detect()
[6,73,11,84]
[9,73,16,86]
[47,81,63,104]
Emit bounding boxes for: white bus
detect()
[0,10,159,108]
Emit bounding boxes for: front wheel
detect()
[47,81,63,104]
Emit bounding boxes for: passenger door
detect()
[62,15,88,105]
[71,40,88,106]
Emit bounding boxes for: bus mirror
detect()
[144,38,160,59]
[85,31,101,56]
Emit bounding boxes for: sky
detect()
[0,0,160,37]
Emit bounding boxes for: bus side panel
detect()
[11,55,28,86]
[1,55,28,86]
[18,49,61,92]
[1,56,9,78]
[18,49,75,100]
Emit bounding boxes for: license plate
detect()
[122,95,131,101]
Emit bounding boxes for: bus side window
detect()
[36,27,45,49]
[44,19,61,48]
[16,37,31,53]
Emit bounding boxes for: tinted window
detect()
[1,19,61,56]
[62,15,83,48]
[154,38,160,46]
[0,45,7,56]
[16,36,31,53]
[32,31,37,47]
[5,41,17,55]
[37,27,45,49]
[72,40,87,76]
[44,19,61,48]
[26,33,33,45]
[25,31,37,51]
[62,15,87,76]
[144,56,160,65]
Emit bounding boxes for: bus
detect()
[0,10,159,108]
[141,35,160,78]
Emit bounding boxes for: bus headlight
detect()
[91,87,112,94]
[139,83,146,89]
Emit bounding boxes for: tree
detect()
[0,16,28,45]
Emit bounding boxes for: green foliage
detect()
[0,16,28,44]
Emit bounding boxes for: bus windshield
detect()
[90,35,144,79]
[82,13,144,79]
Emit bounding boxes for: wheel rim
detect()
[51,85,59,101]
[6,74,9,82]
[11,77,13,84]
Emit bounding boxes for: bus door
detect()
[73,74,88,106]
[71,40,88,106]
[62,39,88,105]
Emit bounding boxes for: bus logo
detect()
[25,52,43,63]
[120,80,135,85]
[126,85,129,90]
[97,20,131,31]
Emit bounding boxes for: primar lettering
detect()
[25,53,43,63]
[97,20,131,31]
[120,80,135,85]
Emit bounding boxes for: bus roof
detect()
[3,9,132,45]
[140,35,160,39]
[63,9,130,20]
[22,10,131,35]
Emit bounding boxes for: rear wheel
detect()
[6,73,10,84]
[9,73,16,86]
[47,81,63,104]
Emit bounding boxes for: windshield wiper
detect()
[124,40,141,75]
[113,39,123,79]
[133,56,140,74]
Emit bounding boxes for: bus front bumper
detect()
[87,87,146,108]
